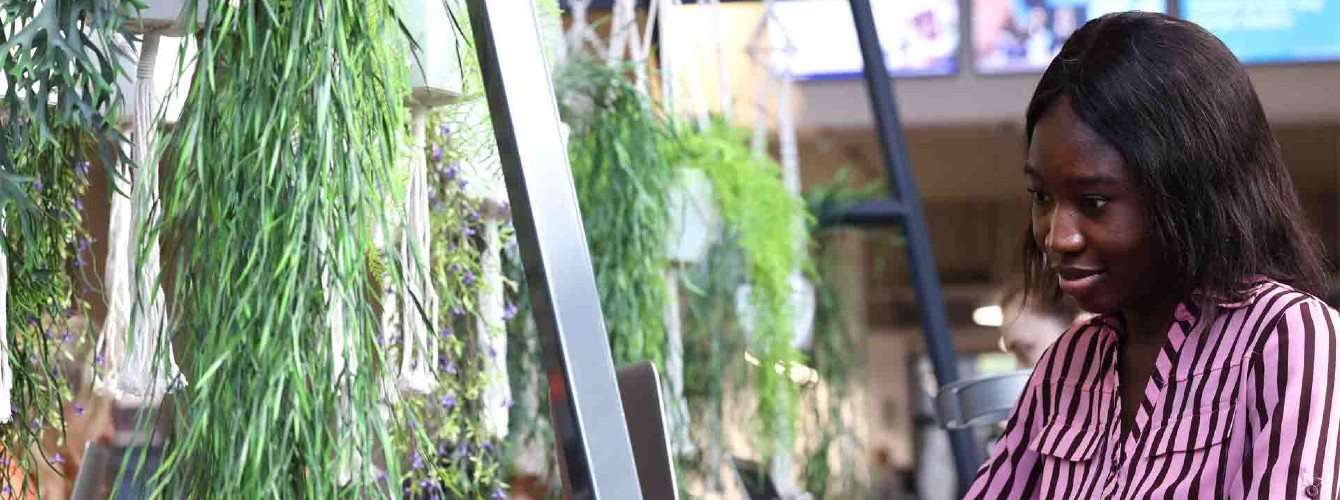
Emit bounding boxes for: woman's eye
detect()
[1028,190,1052,205]
[1081,196,1108,212]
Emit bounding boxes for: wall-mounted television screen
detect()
[769,0,960,80]
[972,0,1166,74]
[1180,0,1340,65]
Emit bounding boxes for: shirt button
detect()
[1305,483,1321,498]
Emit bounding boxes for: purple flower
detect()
[431,145,444,162]
[64,308,75,318]
[503,303,518,321]
[62,333,73,343]
[502,397,513,408]
[463,226,476,237]
[377,470,388,482]
[73,256,84,268]
[449,263,461,274]
[444,360,457,375]
[27,318,38,327]
[499,201,510,213]
[74,405,85,416]
[444,162,461,181]
[441,394,457,410]
[432,201,445,212]
[420,478,432,490]
[467,210,480,222]
[451,307,464,317]
[1,456,11,466]
[454,444,468,458]
[2,485,9,495]
[458,179,468,190]
[482,441,494,452]
[463,271,476,286]
[412,451,424,470]
[44,329,53,339]
[52,453,64,465]
[439,124,452,137]
[95,355,106,366]
[74,198,84,211]
[29,420,40,430]
[492,487,507,499]
[33,180,42,191]
[486,346,497,358]
[439,328,452,338]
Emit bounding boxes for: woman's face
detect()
[1026,98,1156,315]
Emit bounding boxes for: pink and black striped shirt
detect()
[967,279,1340,499]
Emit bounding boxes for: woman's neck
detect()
[1119,295,1183,345]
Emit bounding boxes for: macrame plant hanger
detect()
[396,0,464,396]
[96,18,193,408]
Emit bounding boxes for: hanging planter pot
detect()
[399,0,464,108]
[734,271,817,350]
[667,168,719,265]
[120,0,207,36]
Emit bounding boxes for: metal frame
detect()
[465,0,644,497]
[841,0,984,492]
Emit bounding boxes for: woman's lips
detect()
[1055,267,1105,297]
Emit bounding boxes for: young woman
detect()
[967,12,1340,499]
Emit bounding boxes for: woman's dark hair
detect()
[1022,11,1330,307]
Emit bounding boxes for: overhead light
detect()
[973,304,1004,327]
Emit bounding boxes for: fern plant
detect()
[554,56,672,371]
[670,119,808,461]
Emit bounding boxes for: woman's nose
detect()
[1045,210,1085,255]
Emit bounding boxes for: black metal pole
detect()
[466,0,645,497]
[843,0,983,492]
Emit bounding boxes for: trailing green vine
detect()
[0,126,94,496]
[799,169,883,498]
[148,1,411,496]
[670,119,808,460]
[554,56,672,371]
[1,1,127,493]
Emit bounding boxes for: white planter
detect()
[121,0,207,36]
[400,0,464,107]
[734,271,817,350]
[667,168,719,265]
[115,36,196,126]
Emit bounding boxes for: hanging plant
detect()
[799,168,883,498]
[0,0,131,203]
[0,126,94,496]
[669,118,808,460]
[0,0,128,494]
[679,233,747,489]
[554,56,672,371]
[146,0,412,496]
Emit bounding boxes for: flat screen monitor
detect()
[971,0,1166,74]
[769,0,960,80]
[1179,0,1340,65]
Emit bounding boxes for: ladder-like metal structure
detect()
[823,0,985,494]
[465,0,646,498]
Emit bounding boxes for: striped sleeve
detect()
[1235,299,1340,499]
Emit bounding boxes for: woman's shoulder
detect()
[1227,279,1339,349]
